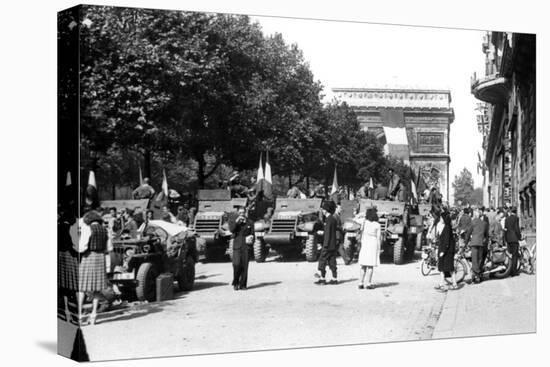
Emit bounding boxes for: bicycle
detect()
[420,241,467,283]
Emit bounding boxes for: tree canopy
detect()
[75,6,401,198]
[452,168,475,205]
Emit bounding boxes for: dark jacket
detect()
[504,214,522,243]
[466,217,489,247]
[489,219,504,244]
[323,215,338,251]
[457,214,472,233]
[88,222,108,252]
[229,217,254,250]
[334,213,343,244]
[437,222,455,273]
[373,186,388,200]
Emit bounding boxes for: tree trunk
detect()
[306,176,310,192]
[144,149,151,179]
[196,152,205,189]
[112,184,116,200]
[288,175,292,190]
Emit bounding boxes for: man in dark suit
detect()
[504,207,522,276]
[457,208,472,248]
[228,206,255,290]
[315,201,338,285]
[466,207,489,283]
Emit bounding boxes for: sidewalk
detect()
[433,273,536,339]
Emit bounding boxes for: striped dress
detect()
[78,222,108,292]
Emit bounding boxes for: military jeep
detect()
[256,198,323,262]
[193,189,247,261]
[109,220,199,302]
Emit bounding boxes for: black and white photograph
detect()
[54,3,539,362]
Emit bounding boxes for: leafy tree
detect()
[453,168,475,205]
[470,187,484,206]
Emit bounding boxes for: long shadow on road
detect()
[246,281,282,290]
[373,281,399,289]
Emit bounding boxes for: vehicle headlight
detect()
[254,222,265,232]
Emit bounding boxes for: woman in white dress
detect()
[358,208,382,289]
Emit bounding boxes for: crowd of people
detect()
[427,204,524,291]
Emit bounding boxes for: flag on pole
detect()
[263,151,273,200]
[369,177,374,190]
[410,167,418,202]
[88,171,96,188]
[330,166,338,195]
[139,166,143,186]
[257,154,264,181]
[85,170,99,210]
[66,171,72,187]
[256,153,265,193]
[162,169,169,196]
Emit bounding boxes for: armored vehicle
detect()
[109,220,199,302]
[255,198,323,262]
[193,189,247,261]
[359,199,415,264]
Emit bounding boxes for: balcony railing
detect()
[471,72,509,104]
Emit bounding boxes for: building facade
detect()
[333,87,454,203]
[471,32,536,236]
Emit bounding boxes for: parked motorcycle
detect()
[460,240,513,280]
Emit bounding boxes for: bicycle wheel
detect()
[421,259,432,276]
[454,258,467,284]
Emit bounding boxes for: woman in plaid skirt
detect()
[77,211,108,325]
[58,211,78,321]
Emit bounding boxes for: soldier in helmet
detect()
[132,177,156,199]
[228,172,248,198]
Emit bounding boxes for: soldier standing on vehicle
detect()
[373,182,388,200]
[287,185,303,198]
[132,177,156,199]
[356,181,370,199]
[228,172,248,198]
[387,168,401,201]
[229,206,255,290]
[315,201,339,285]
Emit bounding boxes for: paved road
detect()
[75,254,536,361]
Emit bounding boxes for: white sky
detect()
[252,16,487,195]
